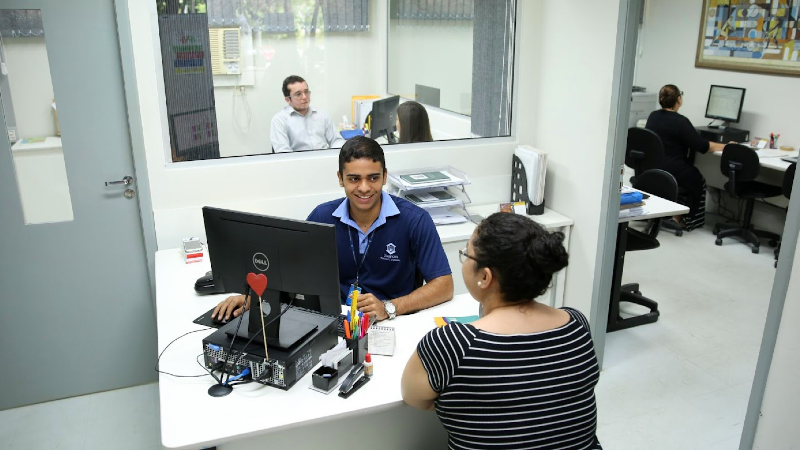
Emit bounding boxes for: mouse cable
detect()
[154,329,214,378]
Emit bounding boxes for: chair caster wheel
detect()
[675,230,683,237]
[768,240,778,247]
[713,226,720,235]
[715,238,723,246]
[752,246,760,254]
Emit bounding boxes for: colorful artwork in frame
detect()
[696,0,800,77]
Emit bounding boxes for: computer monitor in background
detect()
[370,95,400,144]
[202,207,341,346]
[705,85,746,128]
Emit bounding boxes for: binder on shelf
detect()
[511,146,547,215]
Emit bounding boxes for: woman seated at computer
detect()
[396,101,433,143]
[401,213,602,450]
[646,84,725,230]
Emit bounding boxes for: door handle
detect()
[105,176,133,186]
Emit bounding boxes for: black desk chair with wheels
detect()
[608,169,679,332]
[713,144,782,254]
[775,163,796,267]
[626,128,663,184]
[626,128,684,237]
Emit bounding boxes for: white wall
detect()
[516,0,623,313]
[213,11,384,158]
[3,37,57,139]
[126,0,625,318]
[635,0,800,150]
[752,226,800,449]
[388,18,473,115]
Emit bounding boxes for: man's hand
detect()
[356,293,388,321]
[212,294,248,321]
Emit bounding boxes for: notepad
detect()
[367,325,395,356]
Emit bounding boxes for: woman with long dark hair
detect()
[396,101,433,143]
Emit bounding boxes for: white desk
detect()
[156,249,480,449]
[436,204,573,307]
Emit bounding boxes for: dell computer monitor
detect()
[370,95,400,144]
[705,85,746,127]
[202,207,341,344]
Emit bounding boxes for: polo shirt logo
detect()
[381,242,400,262]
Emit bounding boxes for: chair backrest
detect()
[720,144,760,183]
[626,128,664,177]
[785,163,796,199]
[633,169,678,202]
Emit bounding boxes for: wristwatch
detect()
[384,301,396,320]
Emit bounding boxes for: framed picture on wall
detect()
[695,1,800,77]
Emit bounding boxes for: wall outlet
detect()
[7,128,17,142]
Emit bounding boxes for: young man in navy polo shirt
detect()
[213,137,453,322]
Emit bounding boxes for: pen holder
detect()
[346,336,368,366]
[311,366,339,392]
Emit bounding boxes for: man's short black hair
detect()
[282,75,306,97]
[338,136,386,175]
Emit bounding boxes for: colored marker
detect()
[344,319,351,339]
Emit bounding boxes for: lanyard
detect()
[347,226,375,287]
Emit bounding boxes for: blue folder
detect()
[340,129,365,140]
[620,191,643,205]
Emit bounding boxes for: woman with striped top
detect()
[401,212,602,449]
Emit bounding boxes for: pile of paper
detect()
[427,207,468,225]
[515,145,547,206]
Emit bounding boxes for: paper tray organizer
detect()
[386,166,474,223]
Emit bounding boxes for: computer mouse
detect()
[194,271,221,295]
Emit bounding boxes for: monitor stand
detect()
[224,309,318,351]
[223,290,318,351]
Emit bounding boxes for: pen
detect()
[344,319,351,339]
[351,290,359,332]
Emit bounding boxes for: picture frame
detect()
[695,1,800,77]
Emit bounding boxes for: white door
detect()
[0,0,156,410]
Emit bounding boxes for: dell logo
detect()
[253,252,270,272]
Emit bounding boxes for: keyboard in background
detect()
[782,156,798,164]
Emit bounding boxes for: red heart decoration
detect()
[246,273,268,297]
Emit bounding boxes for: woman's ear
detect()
[480,267,493,289]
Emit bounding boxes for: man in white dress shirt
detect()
[270,75,345,153]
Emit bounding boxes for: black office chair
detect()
[626,128,684,236]
[609,169,678,331]
[713,144,782,254]
[775,163,796,267]
[626,128,664,184]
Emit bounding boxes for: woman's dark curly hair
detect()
[472,213,569,303]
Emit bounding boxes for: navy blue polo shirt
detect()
[306,192,451,303]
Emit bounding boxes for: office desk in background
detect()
[155,249,480,449]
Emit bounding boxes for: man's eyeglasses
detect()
[680,91,684,97]
[289,90,311,99]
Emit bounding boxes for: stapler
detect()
[338,363,369,398]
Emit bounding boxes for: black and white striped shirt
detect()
[417,308,602,450]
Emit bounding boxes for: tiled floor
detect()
[595,216,775,450]
[0,216,777,449]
